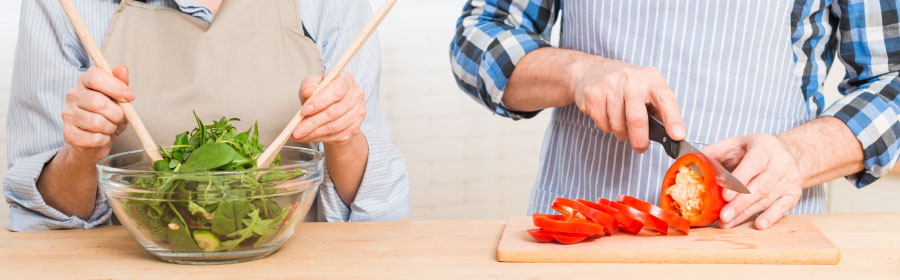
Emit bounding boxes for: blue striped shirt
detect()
[450,0,900,188]
[4,0,410,231]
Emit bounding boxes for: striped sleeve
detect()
[817,0,900,187]
[307,0,410,222]
[449,0,560,120]
[3,0,112,231]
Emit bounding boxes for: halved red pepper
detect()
[618,195,689,234]
[659,152,725,227]
[576,199,644,234]
[551,198,616,235]
[598,198,669,234]
[532,213,605,235]
[527,229,591,244]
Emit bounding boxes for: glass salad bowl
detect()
[98,146,323,265]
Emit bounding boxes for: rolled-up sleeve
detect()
[449,0,560,120]
[307,0,409,222]
[3,0,112,231]
[818,0,900,187]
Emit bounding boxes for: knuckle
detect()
[61,108,74,122]
[626,117,645,128]
[326,105,343,119]
[65,89,79,103]
[325,122,338,134]
[90,134,108,147]
[85,70,103,88]
[91,114,106,130]
[110,107,125,124]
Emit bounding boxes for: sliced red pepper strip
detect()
[577,199,643,234]
[532,213,606,235]
[598,198,669,234]
[551,198,616,235]
[526,228,591,245]
[617,195,690,234]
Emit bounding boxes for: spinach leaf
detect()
[211,200,250,236]
[180,142,241,172]
[166,217,200,252]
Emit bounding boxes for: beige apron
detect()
[103,0,325,220]
[103,0,323,154]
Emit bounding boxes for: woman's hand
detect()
[292,72,367,145]
[292,72,369,206]
[61,65,132,163]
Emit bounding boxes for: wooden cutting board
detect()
[497,215,840,265]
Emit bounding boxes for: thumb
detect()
[299,74,324,101]
[700,137,746,171]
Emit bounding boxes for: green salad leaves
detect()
[123,113,304,253]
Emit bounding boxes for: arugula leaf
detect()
[220,209,261,251]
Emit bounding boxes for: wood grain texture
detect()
[498,215,840,264]
[1,213,899,279]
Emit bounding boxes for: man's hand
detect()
[572,58,686,153]
[503,48,686,153]
[292,72,367,145]
[701,134,804,230]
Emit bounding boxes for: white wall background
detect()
[0,1,897,228]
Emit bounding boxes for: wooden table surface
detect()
[1,213,899,279]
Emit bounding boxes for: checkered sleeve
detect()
[819,0,900,187]
[449,0,560,120]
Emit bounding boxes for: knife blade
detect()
[647,115,751,194]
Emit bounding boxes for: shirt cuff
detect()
[316,131,410,222]
[820,90,900,188]
[3,149,112,231]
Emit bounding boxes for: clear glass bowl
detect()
[98,146,323,265]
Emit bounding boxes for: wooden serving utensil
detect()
[256,0,398,168]
[57,0,163,162]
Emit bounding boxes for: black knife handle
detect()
[648,114,679,159]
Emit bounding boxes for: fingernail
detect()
[671,124,685,139]
[124,90,135,101]
[720,208,734,222]
[757,218,769,230]
[303,104,314,113]
[723,189,737,200]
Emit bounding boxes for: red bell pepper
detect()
[532,213,606,235]
[576,199,644,234]
[551,198,616,235]
[659,152,725,227]
[526,229,591,245]
[617,195,690,234]
[598,198,669,234]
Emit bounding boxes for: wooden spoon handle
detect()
[257,0,398,168]
[58,0,162,162]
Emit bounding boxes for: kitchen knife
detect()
[647,115,751,194]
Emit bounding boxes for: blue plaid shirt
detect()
[450,0,900,188]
